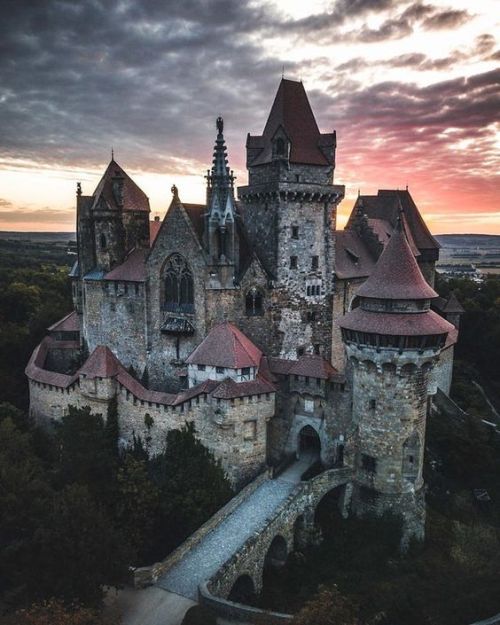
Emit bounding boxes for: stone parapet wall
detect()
[133,471,270,588]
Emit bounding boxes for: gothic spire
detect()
[206,117,235,213]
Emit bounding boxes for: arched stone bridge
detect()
[149,457,352,618]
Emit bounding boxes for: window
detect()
[197,364,206,371]
[304,399,314,412]
[307,311,317,322]
[305,376,310,386]
[100,233,107,249]
[276,137,285,156]
[244,420,257,440]
[361,454,377,473]
[216,366,225,374]
[297,347,305,357]
[245,288,263,316]
[311,256,319,270]
[295,174,300,182]
[314,343,321,355]
[291,226,299,239]
[241,367,251,379]
[290,256,297,269]
[164,253,194,313]
[369,399,376,410]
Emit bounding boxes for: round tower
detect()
[340,216,454,542]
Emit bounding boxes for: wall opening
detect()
[314,485,346,536]
[228,574,257,606]
[402,432,420,483]
[298,425,321,459]
[264,535,288,569]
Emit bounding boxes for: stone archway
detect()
[298,424,321,459]
[314,485,346,538]
[228,574,257,605]
[264,535,288,569]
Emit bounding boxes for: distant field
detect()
[0,231,76,243]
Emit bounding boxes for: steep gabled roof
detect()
[150,218,162,244]
[334,230,376,280]
[79,345,121,378]
[47,311,79,333]
[248,79,332,167]
[91,159,150,213]
[349,190,439,251]
[104,248,147,282]
[356,221,438,300]
[186,322,262,369]
[442,292,464,313]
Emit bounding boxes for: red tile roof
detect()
[211,376,276,399]
[288,355,338,379]
[186,322,262,369]
[356,223,438,300]
[47,311,79,333]
[248,79,332,167]
[92,159,150,213]
[334,230,376,280]
[349,190,439,252]
[104,248,147,282]
[149,218,162,244]
[25,337,79,388]
[340,307,454,336]
[268,357,294,375]
[79,345,121,378]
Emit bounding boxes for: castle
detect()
[26,79,461,539]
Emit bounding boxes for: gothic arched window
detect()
[100,233,107,249]
[164,253,194,313]
[245,288,264,316]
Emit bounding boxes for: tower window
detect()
[362,454,377,473]
[290,256,298,269]
[291,226,299,239]
[164,253,194,313]
[100,233,107,249]
[369,399,376,410]
[311,256,319,270]
[314,343,321,355]
[276,137,285,156]
[245,288,264,316]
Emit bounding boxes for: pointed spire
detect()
[206,117,235,216]
[111,147,114,161]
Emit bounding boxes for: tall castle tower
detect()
[238,79,344,360]
[340,216,454,541]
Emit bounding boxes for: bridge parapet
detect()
[204,465,353,609]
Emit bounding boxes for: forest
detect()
[0,237,499,624]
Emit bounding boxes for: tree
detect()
[292,585,360,625]
[55,406,116,502]
[35,484,129,606]
[150,422,234,555]
[0,598,120,625]
[116,453,160,564]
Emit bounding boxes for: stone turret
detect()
[238,79,345,360]
[340,215,454,543]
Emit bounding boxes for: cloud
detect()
[0,204,74,225]
[421,8,471,30]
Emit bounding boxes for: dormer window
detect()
[276,137,285,156]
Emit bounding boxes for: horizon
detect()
[0,0,499,234]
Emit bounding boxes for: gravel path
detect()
[156,454,315,600]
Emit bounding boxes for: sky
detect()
[0,0,498,234]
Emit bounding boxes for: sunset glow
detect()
[0,0,498,233]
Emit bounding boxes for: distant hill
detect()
[436,234,500,248]
[0,231,76,243]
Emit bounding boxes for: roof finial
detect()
[281,64,284,79]
[76,182,82,197]
[396,195,404,231]
[406,183,409,191]
[111,147,114,161]
[216,116,223,135]
[171,184,178,199]
[357,188,360,197]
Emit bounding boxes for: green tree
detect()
[35,484,129,606]
[292,585,360,625]
[151,422,233,554]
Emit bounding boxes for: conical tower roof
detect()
[356,219,437,301]
[206,117,235,218]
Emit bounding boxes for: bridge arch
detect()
[264,535,288,569]
[228,574,257,605]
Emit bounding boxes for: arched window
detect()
[100,233,107,249]
[164,253,194,313]
[276,137,285,156]
[245,288,264,316]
